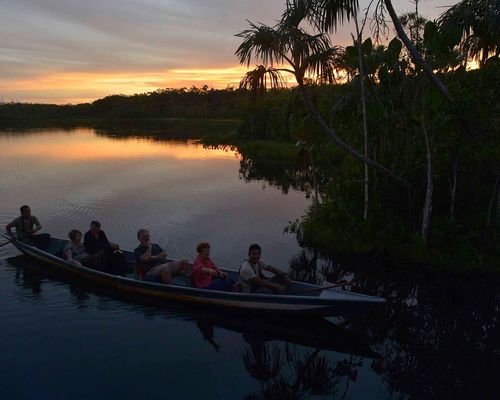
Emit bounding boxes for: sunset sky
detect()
[1,0,459,104]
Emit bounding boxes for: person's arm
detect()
[139,243,153,262]
[6,219,17,239]
[31,216,42,233]
[151,245,167,261]
[263,264,289,278]
[101,231,118,250]
[63,245,72,260]
[207,259,225,277]
[142,244,167,262]
[245,276,285,294]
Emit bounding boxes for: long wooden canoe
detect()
[2,234,386,316]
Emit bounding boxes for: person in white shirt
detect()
[239,243,291,294]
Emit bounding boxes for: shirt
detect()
[133,243,165,272]
[9,215,41,239]
[84,230,110,255]
[192,255,218,288]
[239,260,268,282]
[63,242,89,262]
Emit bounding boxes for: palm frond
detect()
[239,65,286,94]
[310,0,360,32]
[235,22,285,67]
[438,0,500,63]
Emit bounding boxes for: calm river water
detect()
[0,126,498,399]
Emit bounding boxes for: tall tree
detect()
[236,2,410,187]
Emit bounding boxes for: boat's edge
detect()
[2,233,386,316]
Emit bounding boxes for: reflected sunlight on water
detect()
[1,127,239,161]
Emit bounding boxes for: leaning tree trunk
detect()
[384,0,453,101]
[486,176,499,228]
[298,83,410,189]
[421,114,433,244]
[449,159,458,222]
[354,18,370,220]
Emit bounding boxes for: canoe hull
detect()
[7,237,385,317]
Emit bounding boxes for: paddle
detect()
[290,279,353,294]
[0,239,14,248]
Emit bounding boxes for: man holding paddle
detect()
[6,205,50,247]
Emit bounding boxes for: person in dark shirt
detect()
[83,221,121,269]
[83,221,119,255]
[134,228,191,284]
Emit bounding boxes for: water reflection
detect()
[1,126,498,399]
[287,248,500,400]
[6,255,378,399]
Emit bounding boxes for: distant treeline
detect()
[0,86,246,121]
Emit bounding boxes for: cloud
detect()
[0,0,458,103]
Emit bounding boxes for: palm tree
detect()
[300,0,454,100]
[438,0,500,67]
[235,3,410,187]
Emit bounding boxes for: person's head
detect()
[68,229,82,243]
[20,205,31,217]
[90,220,101,235]
[248,243,262,263]
[137,229,150,245]
[196,242,211,258]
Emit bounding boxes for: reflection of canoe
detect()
[2,234,386,316]
[7,254,376,357]
[192,313,378,357]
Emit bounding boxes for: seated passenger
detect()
[63,229,102,268]
[134,229,191,284]
[6,205,51,247]
[83,220,122,267]
[239,243,291,294]
[192,242,235,291]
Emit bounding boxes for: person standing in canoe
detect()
[134,229,191,284]
[192,242,235,291]
[239,243,291,294]
[6,205,50,247]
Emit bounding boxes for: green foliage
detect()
[0,87,244,122]
[235,53,499,270]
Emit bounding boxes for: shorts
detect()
[146,260,186,278]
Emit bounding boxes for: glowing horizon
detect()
[0,0,460,105]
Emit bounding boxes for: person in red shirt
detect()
[192,242,234,291]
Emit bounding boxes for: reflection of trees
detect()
[238,152,313,195]
[242,342,339,400]
[288,248,500,399]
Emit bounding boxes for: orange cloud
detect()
[0,66,255,104]
[0,64,300,104]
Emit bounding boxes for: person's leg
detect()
[205,278,234,292]
[81,253,102,268]
[159,264,172,284]
[168,259,192,276]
